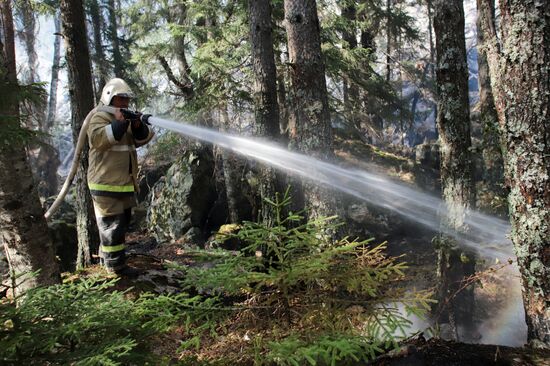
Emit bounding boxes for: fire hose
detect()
[44,105,151,219]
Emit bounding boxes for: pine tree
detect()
[475,0,504,206]
[433,0,476,338]
[88,0,108,95]
[46,12,61,131]
[479,0,550,347]
[248,0,281,224]
[283,0,342,221]
[60,0,99,268]
[0,0,60,295]
[105,0,123,78]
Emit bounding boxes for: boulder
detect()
[48,220,78,272]
[181,227,204,246]
[147,146,217,243]
[137,161,172,203]
[205,224,243,251]
[415,141,440,170]
[42,196,79,272]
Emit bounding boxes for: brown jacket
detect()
[87,110,154,197]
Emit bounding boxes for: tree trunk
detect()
[88,0,108,95]
[16,0,48,134]
[479,0,550,348]
[248,0,281,224]
[46,13,62,132]
[475,0,504,201]
[385,0,392,83]
[426,0,435,82]
[433,0,476,338]
[106,0,124,78]
[341,1,360,131]
[0,0,60,295]
[173,4,194,99]
[219,105,252,223]
[276,60,288,138]
[283,0,341,221]
[15,0,37,84]
[60,0,99,268]
[426,0,437,138]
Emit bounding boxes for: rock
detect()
[130,205,148,232]
[182,227,204,246]
[206,224,243,251]
[40,197,78,272]
[48,220,78,272]
[137,161,172,203]
[0,250,8,280]
[347,203,373,223]
[147,146,217,243]
[415,141,440,170]
[42,196,77,224]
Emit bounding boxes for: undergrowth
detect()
[0,277,203,365]
[0,191,433,365]
[176,190,433,365]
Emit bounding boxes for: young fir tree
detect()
[433,0,476,338]
[478,0,550,348]
[60,0,99,268]
[0,0,60,295]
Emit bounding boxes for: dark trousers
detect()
[97,208,132,271]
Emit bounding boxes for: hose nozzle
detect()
[120,108,152,125]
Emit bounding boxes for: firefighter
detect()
[87,78,154,275]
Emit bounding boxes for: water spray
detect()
[46,108,515,260]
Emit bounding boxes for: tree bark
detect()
[173,3,194,99]
[248,0,281,224]
[219,105,252,223]
[60,0,99,268]
[478,0,550,348]
[283,0,341,221]
[46,13,62,132]
[475,0,504,201]
[426,0,435,82]
[88,0,108,95]
[15,0,37,84]
[0,0,60,295]
[433,0,476,338]
[385,0,392,83]
[426,0,437,138]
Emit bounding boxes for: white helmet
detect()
[100,78,134,105]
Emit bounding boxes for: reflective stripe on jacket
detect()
[87,110,154,197]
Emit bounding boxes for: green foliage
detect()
[0,80,47,150]
[267,335,381,366]
[179,191,433,365]
[148,131,187,162]
[0,277,185,365]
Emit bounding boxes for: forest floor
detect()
[69,138,548,365]
[68,228,550,366]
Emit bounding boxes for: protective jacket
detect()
[87,109,154,202]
